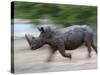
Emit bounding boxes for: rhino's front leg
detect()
[46,47,57,62]
[58,44,72,59]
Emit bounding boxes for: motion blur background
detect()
[13,1,97,43]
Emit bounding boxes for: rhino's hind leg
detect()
[83,30,94,58]
[87,45,92,58]
[25,34,33,47]
[86,42,97,58]
[91,42,97,54]
[84,37,92,58]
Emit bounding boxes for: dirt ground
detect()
[14,38,97,74]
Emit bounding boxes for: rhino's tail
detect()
[91,42,97,54]
[25,34,32,47]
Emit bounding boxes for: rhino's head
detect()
[25,26,54,50]
[30,37,45,50]
[25,34,44,50]
[31,26,54,50]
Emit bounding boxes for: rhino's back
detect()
[56,25,91,50]
[55,25,86,34]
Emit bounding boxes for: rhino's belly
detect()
[64,31,84,50]
[65,41,83,50]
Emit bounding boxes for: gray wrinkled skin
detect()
[25,25,97,62]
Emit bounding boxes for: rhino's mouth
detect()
[30,45,42,50]
[30,47,37,50]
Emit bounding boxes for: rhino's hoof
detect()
[67,53,72,59]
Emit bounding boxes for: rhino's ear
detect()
[41,27,44,32]
[38,27,44,32]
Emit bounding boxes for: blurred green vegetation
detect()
[14,1,97,26]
